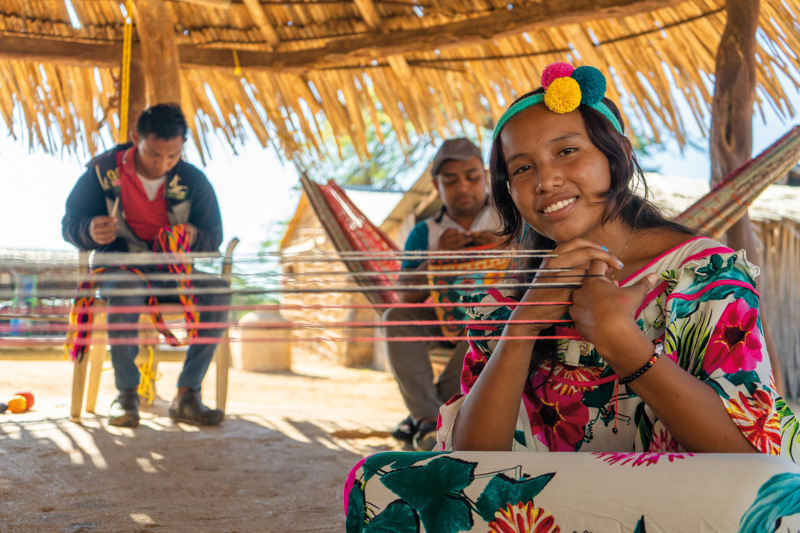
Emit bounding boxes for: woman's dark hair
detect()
[135,103,188,140]
[488,88,695,384]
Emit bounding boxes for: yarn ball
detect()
[544,77,582,114]
[541,62,575,90]
[14,390,34,410]
[571,65,607,105]
[0,402,7,414]
[8,395,27,414]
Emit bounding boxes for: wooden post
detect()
[709,0,784,396]
[126,51,147,139]
[132,0,182,106]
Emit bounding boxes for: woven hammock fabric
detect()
[300,174,399,306]
[65,224,199,362]
[675,126,800,236]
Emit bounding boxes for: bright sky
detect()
[0,91,797,255]
[0,129,300,256]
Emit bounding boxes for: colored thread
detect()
[137,346,161,406]
[65,225,198,362]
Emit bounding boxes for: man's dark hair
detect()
[135,103,188,140]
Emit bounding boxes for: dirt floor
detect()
[0,353,409,533]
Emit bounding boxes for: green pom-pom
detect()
[572,66,606,105]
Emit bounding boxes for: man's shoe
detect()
[108,390,140,428]
[168,391,224,426]
[390,415,417,442]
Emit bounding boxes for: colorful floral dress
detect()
[436,236,800,460]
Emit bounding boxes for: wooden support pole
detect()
[709,0,784,396]
[127,52,147,138]
[132,0,182,106]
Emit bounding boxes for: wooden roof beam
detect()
[184,0,690,73]
[242,0,281,49]
[0,0,689,73]
[0,35,119,67]
[173,0,232,7]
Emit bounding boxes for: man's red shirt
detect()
[117,148,169,242]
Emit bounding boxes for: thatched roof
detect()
[2,0,800,161]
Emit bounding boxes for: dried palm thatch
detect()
[0,0,799,161]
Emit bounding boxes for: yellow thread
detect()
[544,77,581,114]
[119,0,134,143]
[233,49,242,76]
[137,346,161,406]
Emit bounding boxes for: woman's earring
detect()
[506,180,511,192]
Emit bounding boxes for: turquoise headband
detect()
[492,62,623,139]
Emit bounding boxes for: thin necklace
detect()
[609,226,635,281]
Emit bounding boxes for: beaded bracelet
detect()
[619,342,663,385]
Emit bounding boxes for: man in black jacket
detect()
[63,103,230,428]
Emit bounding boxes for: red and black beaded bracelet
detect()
[619,342,664,385]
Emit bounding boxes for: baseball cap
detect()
[431,138,482,177]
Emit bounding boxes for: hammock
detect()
[299,174,400,306]
[302,127,800,302]
[675,125,800,236]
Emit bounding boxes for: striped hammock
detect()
[300,174,400,306]
[675,126,800,236]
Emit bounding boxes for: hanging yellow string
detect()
[137,346,161,406]
[119,0,134,143]
[232,49,242,76]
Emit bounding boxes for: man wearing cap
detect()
[383,137,503,451]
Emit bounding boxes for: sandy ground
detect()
[0,353,409,533]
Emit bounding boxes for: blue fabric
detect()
[101,269,231,393]
[401,222,430,269]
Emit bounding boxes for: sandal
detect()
[390,415,417,441]
[412,420,438,451]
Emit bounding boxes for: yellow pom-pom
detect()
[543,77,582,114]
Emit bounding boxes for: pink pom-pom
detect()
[541,62,575,90]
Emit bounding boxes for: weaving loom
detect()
[0,127,798,353]
[299,126,800,312]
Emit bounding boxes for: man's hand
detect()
[183,223,197,247]
[437,228,474,250]
[468,230,502,247]
[89,216,119,245]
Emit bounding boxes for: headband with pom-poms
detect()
[493,62,622,139]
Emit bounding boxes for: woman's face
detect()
[501,104,611,244]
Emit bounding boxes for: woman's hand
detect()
[570,260,657,360]
[514,239,624,333]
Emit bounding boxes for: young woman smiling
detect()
[436,62,798,462]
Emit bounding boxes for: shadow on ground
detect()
[0,356,408,533]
